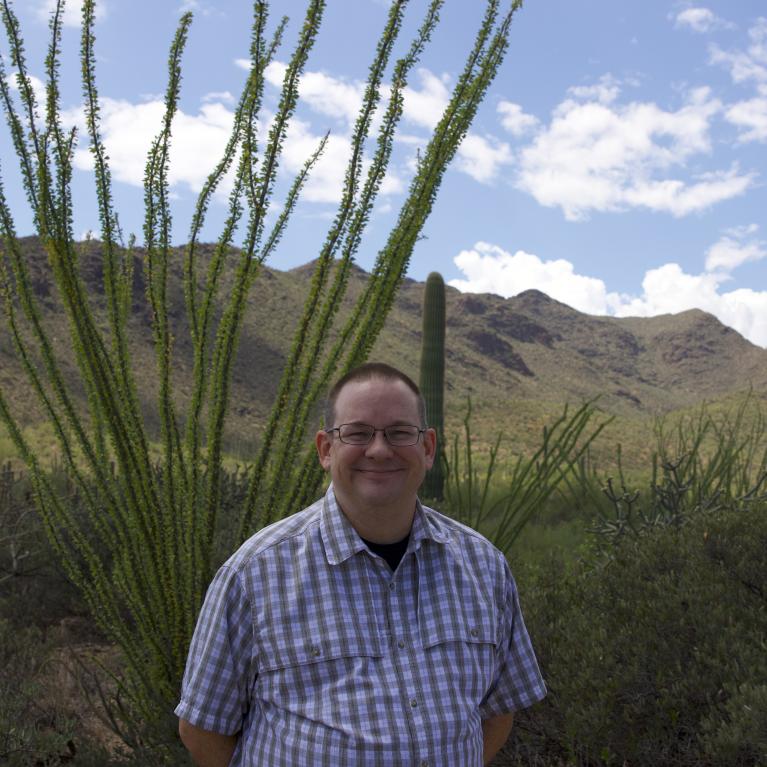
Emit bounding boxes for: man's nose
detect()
[364,430,394,457]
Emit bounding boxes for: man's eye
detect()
[342,427,371,440]
[388,428,416,442]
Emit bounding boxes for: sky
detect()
[2,0,767,347]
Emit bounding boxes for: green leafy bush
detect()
[501,502,767,766]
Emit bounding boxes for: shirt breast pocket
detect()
[256,625,387,722]
[419,588,499,708]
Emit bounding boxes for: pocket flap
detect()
[259,632,385,672]
[421,614,497,649]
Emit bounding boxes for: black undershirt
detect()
[361,533,411,571]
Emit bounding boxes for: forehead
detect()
[333,377,420,424]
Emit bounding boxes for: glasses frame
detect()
[325,423,426,447]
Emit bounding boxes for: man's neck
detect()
[333,493,416,544]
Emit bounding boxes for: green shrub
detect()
[0,616,77,766]
[501,502,767,767]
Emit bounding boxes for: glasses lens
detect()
[385,426,420,446]
[336,424,420,445]
[338,424,374,444]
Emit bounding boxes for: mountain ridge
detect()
[2,237,766,464]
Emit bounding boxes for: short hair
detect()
[324,362,427,428]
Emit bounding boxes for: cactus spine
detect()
[419,271,446,500]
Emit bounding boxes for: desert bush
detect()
[0,464,88,629]
[500,500,767,767]
[439,398,611,553]
[0,616,77,766]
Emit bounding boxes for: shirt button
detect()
[311,645,320,657]
[397,639,405,649]
[389,582,396,591]
[470,627,479,637]
[410,698,418,708]
[420,761,429,767]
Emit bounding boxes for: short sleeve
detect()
[479,561,546,718]
[175,565,254,734]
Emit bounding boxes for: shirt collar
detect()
[320,486,450,566]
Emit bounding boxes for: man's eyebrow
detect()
[341,420,416,426]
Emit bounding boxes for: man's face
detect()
[316,377,436,515]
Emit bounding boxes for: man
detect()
[176,362,545,766]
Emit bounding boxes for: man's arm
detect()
[482,712,515,766]
[178,719,238,767]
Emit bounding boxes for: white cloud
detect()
[497,101,539,136]
[515,82,753,220]
[6,72,46,113]
[704,224,767,271]
[58,85,406,206]
[278,117,350,203]
[247,62,453,132]
[66,98,235,191]
[263,62,364,125]
[449,242,615,314]
[178,0,216,14]
[621,166,753,217]
[250,62,513,189]
[708,20,767,141]
[612,264,767,348]
[202,91,235,106]
[455,134,513,183]
[35,0,106,27]
[402,68,451,130]
[567,75,621,104]
[710,18,767,86]
[246,61,453,133]
[449,240,767,347]
[724,95,767,141]
[674,7,733,34]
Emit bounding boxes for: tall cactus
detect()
[419,271,446,500]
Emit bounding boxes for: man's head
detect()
[316,363,436,526]
[323,362,427,430]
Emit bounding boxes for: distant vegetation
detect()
[2,395,765,764]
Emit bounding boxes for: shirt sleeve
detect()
[175,564,254,734]
[479,560,546,718]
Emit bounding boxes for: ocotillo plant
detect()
[0,0,523,752]
[419,271,446,500]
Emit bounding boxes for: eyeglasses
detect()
[326,423,425,446]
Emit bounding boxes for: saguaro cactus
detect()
[420,271,446,500]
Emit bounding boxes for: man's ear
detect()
[315,429,333,470]
[423,427,437,469]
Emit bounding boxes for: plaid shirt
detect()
[175,489,546,766]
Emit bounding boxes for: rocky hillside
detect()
[2,237,766,460]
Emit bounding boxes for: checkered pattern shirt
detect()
[175,489,546,766]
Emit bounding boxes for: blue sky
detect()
[2,0,767,347]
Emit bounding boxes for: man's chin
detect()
[352,479,406,506]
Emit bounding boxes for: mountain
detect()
[2,237,766,464]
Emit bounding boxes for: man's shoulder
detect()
[224,497,324,570]
[421,504,506,563]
